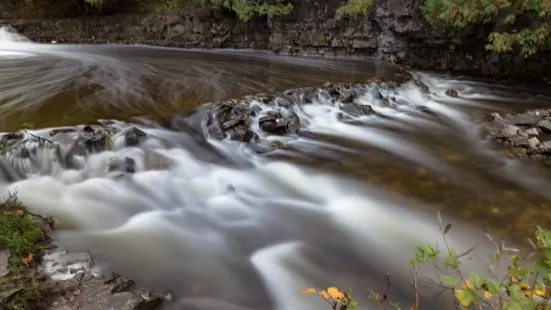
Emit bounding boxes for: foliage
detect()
[302,212,551,310]
[0,192,44,269]
[0,192,49,310]
[421,0,551,56]
[335,0,373,19]
[82,0,293,20]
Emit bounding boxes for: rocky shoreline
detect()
[483,110,551,163]
[0,199,166,310]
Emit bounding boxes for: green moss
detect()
[0,194,50,310]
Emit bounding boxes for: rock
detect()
[123,127,147,147]
[537,120,551,133]
[521,127,539,136]
[539,141,551,153]
[445,88,458,97]
[490,112,502,120]
[498,125,520,138]
[510,113,542,126]
[0,249,9,277]
[528,137,540,149]
[259,110,301,135]
[206,103,256,142]
[340,102,376,117]
[510,136,530,147]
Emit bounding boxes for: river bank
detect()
[2,0,551,81]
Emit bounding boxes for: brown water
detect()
[2,26,551,310]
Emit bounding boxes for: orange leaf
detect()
[22,253,33,266]
[319,290,330,300]
[326,287,345,300]
[300,288,316,296]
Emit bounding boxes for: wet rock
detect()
[445,88,458,97]
[259,110,300,135]
[206,102,256,142]
[340,102,375,117]
[537,120,551,133]
[510,112,542,126]
[123,127,147,147]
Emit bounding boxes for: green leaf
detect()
[484,280,501,294]
[445,248,460,269]
[440,275,459,287]
[469,272,484,289]
[423,244,438,258]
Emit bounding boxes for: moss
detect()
[0,194,51,310]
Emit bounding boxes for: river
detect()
[1,26,551,310]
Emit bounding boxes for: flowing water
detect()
[1,26,551,310]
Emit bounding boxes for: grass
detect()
[302,211,551,310]
[0,192,51,310]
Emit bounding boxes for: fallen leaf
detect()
[22,253,33,266]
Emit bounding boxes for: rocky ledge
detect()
[0,199,165,310]
[483,110,551,162]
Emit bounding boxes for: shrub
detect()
[302,212,551,310]
[421,0,551,56]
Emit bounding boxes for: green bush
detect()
[421,0,551,56]
[198,0,293,21]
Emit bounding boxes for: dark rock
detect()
[340,103,375,117]
[510,113,542,126]
[445,89,458,97]
[123,127,147,147]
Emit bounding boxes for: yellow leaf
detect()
[300,288,316,296]
[483,291,492,300]
[326,287,345,300]
[454,289,475,307]
[319,290,330,300]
